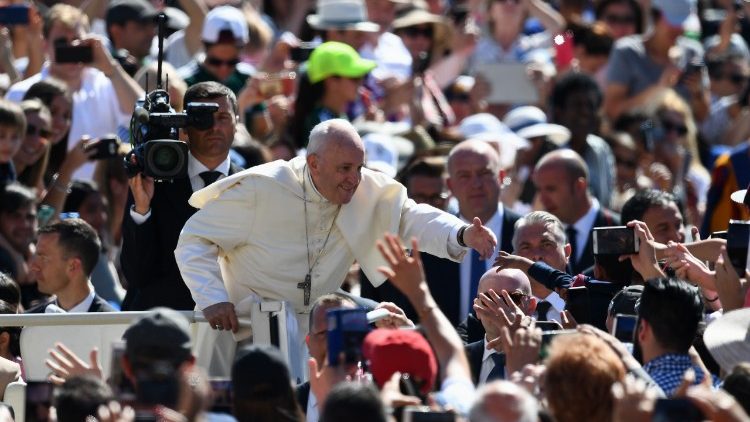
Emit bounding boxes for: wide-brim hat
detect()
[704,308,750,373]
[503,105,571,146]
[307,0,380,32]
[392,8,446,30]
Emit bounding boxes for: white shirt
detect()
[306,389,319,422]
[569,199,600,264]
[130,152,231,224]
[45,288,96,313]
[478,336,503,385]
[459,205,503,317]
[6,64,131,181]
[360,32,412,82]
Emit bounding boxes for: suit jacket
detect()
[465,339,485,386]
[456,312,486,345]
[295,381,310,414]
[25,294,116,313]
[571,207,620,275]
[121,163,242,311]
[360,207,520,326]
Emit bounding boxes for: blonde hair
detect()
[44,4,90,38]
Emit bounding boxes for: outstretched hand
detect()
[463,217,497,259]
[377,234,428,299]
[45,343,103,385]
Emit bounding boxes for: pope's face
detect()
[309,139,365,204]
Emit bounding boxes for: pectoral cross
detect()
[298,273,312,306]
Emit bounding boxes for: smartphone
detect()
[290,42,316,63]
[108,341,136,405]
[209,379,232,414]
[612,314,637,343]
[399,374,425,404]
[327,308,369,366]
[727,220,750,276]
[539,329,576,360]
[257,71,296,98]
[86,136,120,160]
[711,230,728,240]
[564,286,589,325]
[25,381,53,422]
[402,406,456,422]
[652,398,704,422]
[473,63,539,105]
[55,44,93,64]
[0,5,29,25]
[535,320,563,332]
[593,226,639,255]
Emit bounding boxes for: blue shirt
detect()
[643,353,707,397]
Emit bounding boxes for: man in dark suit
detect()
[461,268,536,385]
[361,145,520,326]
[533,149,619,275]
[27,219,115,313]
[121,82,243,311]
[296,293,356,421]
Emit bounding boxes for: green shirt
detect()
[183,63,252,95]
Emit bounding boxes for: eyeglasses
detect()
[26,124,52,138]
[205,56,240,67]
[402,26,433,38]
[506,290,528,306]
[410,192,449,206]
[717,73,748,85]
[603,14,636,25]
[660,120,688,136]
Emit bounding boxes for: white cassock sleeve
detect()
[398,198,467,261]
[175,178,257,310]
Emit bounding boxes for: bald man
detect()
[447,139,522,319]
[462,267,536,385]
[533,149,620,275]
[176,119,497,378]
[469,380,539,422]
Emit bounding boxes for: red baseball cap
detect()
[362,329,437,395]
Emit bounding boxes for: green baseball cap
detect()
[307,41,377,84]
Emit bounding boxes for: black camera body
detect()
[125,88,218,181]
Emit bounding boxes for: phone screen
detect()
[209,379,232,414]
[25,381,53,422]
[0,5,29,25]
[612,314,637,343]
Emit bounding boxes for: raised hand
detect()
[377,234,427,299]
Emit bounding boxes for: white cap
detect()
[503,106,571,146]
[363,133,398,178]
[201,6,249,45]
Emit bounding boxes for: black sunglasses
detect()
[660,120,688,136]
[205,56,240,67]
[26,124,52,138]
[603,14,635,25]
[402,26,433,38]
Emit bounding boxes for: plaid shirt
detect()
[643,353,706,397]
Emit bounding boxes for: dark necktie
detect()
[536,301,552,322]
[199,170,223,187]
[566,225,578,267]
[486,353,505,382]
[469,249,484,309]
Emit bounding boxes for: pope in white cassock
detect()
[175,119,497,341]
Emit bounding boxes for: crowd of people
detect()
[0,0,748,420]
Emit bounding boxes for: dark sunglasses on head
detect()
[603,14,635,25]
[205,56,240,67]
[402,26,433,38]
[506,290,528,306]
[26,125,52,138]
[660,120,688,136]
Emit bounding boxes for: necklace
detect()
[298,164,341,306]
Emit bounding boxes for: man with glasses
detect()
[462,267,536,385]
[179,6,253,95]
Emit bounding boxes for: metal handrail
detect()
[0,311,253,327]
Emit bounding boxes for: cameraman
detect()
[121,81,242,311]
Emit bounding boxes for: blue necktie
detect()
[469,249,484,308]
[486,353,505,382]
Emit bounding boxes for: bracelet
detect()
[49,173,70,194]
[457,224,469,247]
[704,295,720,303]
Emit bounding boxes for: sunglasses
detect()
[205,56,240,67]
[616,158,638,169]
[402,26,433,38]
[717,73,748,85]
[493,0,520,4]
[660,120,688,136]
[26,124,52,138]
[332,75,363,82]
[603,14,635,25]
